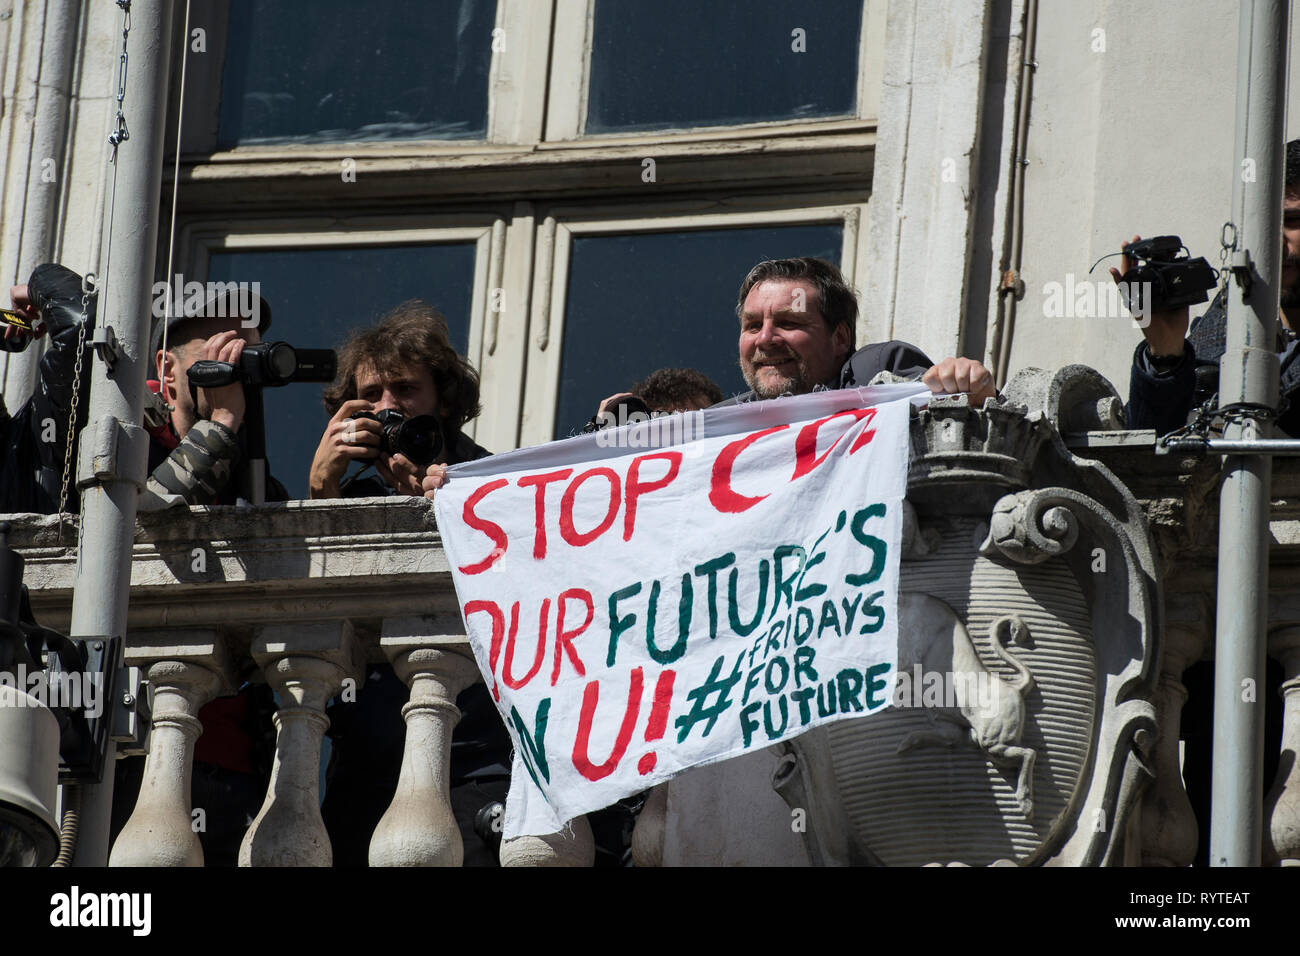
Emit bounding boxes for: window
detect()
[217,0,496,146]
[514,204,860,447]
[171,2,879,492]
[584,0,864,135]
[548,221,844,436]
[194,223,494,498]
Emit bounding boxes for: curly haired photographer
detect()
[309,299,488,501]
[308,299,512,866]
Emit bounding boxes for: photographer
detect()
[1,263,282,513]
[310,299,488,500]
[1121,139,1300,436]
[308,299,512,866]
[2,263,287,865]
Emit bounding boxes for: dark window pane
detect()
[586,0,862,134]
[554,223,843,437]
[207,244,477,498]
[218,0,495,146]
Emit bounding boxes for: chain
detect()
[54,1,131,536]
[56,277,95,538]
[1219,221,1238,288]
[108,2,131,160]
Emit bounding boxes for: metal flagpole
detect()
[1209,0,1289,867]
[67,0,175,866]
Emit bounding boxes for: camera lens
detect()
[395,415,443,466]
[264,342,298,382]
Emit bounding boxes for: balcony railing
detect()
[5,366,1299,866]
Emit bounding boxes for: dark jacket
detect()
[339,428,492,497]
[713,339,935,407]
[1,265,97,514]
[1127,288,1300,436]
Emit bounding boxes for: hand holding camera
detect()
[308,402,446,498]
[351,408,446,497]
[309,399,383,498]
[2,285,48,353]
[190,331,249,431]
[1109,233,1205,358]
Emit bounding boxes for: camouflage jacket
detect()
[140,419,243,511]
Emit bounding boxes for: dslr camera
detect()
[348,408,446,467]
[1119,235,1218,314]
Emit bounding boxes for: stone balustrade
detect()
[7,497,580,867]
[5,414,1300,866]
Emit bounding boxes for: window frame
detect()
[516,196,867,447]
[176,214,505,443]
[177,0,552,155]
[544,0,882,142]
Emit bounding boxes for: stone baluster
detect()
[1265,626,1300,866]
[370,617,481,866]
[238,622,362,867]
[109,630,233,867]
[499,815,596,867]
[1140,617,1206,867]
[631,784,668,867]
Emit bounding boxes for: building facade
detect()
[2,0,1299,869]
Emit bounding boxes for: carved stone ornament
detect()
[771,369,1161,865]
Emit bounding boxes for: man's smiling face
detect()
[738,278,852,399]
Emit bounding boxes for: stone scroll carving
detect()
[768,370,1162,866]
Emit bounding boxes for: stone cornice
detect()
[10,498,464,645]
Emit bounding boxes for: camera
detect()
[348,408,445,467]
[187,341,336,391]
[1119,235,1218,314]
[583,394,655,433]
[1,308,44,353]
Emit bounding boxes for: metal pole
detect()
[1209,0,1288,868]
[67,0,174,866]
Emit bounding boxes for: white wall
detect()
[1006,0,1299,396]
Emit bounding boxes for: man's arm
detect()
[1126,340,1198,435]
[138,420,242,511]
[309,399,382,499]
[139,332,255,510]
[15,265,98,509]
[1111,234,1201,433]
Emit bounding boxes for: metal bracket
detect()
[1230,250,1255,295]
[75,416,150,491]
[91,324,121,372]
[998,269,1026,300]
[111,665,151,757]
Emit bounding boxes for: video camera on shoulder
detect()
[347,408,445,467]
[1119,235,1218,314]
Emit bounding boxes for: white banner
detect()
[434,384,928,838]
